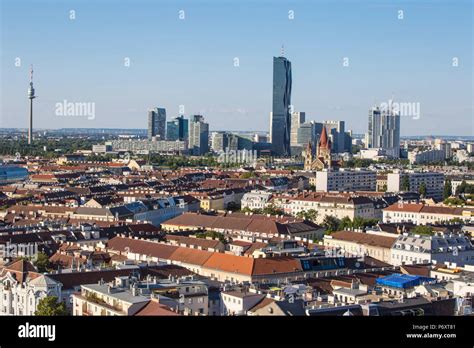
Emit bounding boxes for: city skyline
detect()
[1,0,472,136]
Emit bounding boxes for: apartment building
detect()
[390,233,474,266]
[315,169,376,192]
[279,192,376,224]
[387,171,444,200]
[323,231,396,264]
[73,282,150,316]
[0,259,62,316]
[383,203,474,225]
[240,190,273,211]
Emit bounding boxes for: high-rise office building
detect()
[290,112,305,146]
[296,121,318,148]
[323,120,346,153]
[147,107,166,140]
[211,132,228,152]
[344,130,353,153]
[166,115,188,141]
[189,115,209,155]
[270,55,292,156]
[211,132,252,153]
[367,106,401,158]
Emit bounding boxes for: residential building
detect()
[161,212,325,241]
[382,203,474,225]
[390,233,474,266]
[387,171,445,200]
[241,190,273,211]
[220,291,265,316]
[408,148,446,164]
[315,169,376,192]
[323,231,396,263]
[0,259,62,316]
[275,192,376,224]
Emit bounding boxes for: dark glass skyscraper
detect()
[147,107,166,140]
[270,56,292,156]
[166,115,188,141]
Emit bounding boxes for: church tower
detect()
[317,126,332,168]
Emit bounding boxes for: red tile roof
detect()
[252,257,303,275]
[134,300,181,316]
[202,253,254,276]
[328,231,396,249]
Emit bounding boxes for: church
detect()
[303,126,340,171]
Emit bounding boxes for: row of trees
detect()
[241,205,285,216]
[456,180,474,194]
[401,177,454,200]
[148,154,218,169]
[0,138,96,157]
[322,215,379,233]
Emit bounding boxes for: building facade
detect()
[387,171,444,200]
[390,233,474,267]
[315,169,377,192]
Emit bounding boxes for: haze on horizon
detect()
[1,0,472,136]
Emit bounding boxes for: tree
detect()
[455,180,474,195]
[401,175,410,191]
[443,179,452,199]
[35,296,69,316]
[443,197,465,206]
[33,251,51,273]
[195,231,226,243]
[322,215,340,233]
[261,205,285,216]
[411,225,434,236]
[338,216,353,230]
[240,171,256,179]
[418,182,427,198]
[296,209,318,222]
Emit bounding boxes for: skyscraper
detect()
[166,115,188,141]
[367,105,401,158]
[147,107,166,140]
[290,111,305,147]
[189,115,209,156]
[270,55,292,156]
[27,65,36,145]
[323,120,346,153]
[296,121,318,147]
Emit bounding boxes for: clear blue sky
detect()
[1,0,472,135]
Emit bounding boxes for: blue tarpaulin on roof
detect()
[375,273,434,289]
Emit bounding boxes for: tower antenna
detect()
[27,64,36,145]
[281,45,285,57]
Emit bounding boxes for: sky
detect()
[0,0,472,136]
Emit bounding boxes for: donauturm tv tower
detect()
[27,65,36,145]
